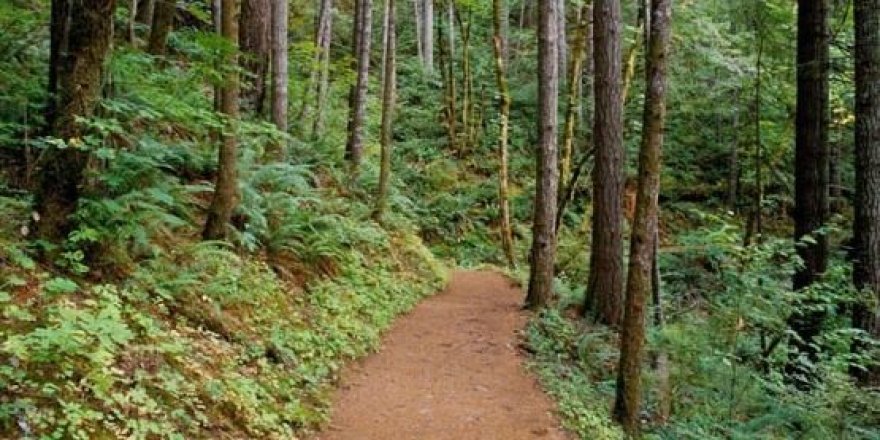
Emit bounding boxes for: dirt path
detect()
[313,270,570,440]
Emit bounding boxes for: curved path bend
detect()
[313,270,570,440]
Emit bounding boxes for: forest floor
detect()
[311,270,571,440]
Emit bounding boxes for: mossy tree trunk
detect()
[36,0,116,244]
[613,0,671,432]
[374,0,396,220]
[203,0,241,241]
[492,0,516,268]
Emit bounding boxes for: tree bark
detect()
[271,0,288,133]
[374,0,396,220]
[345,0,373,174]
[36,0,116,244]
[525,0,559,309]
[586,0,624,326]
[437,1,457,152]
[493,0,516,268]
[788,0,830,385]
[147,0,175,55]
[421,0,433,73]
[239,0,270,114]
[613,0,671,432]
[135,0,154,27]
[203,0,241,241]
[853,0,880,386]
[311,0,333,137]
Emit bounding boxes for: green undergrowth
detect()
[524,209,880,440]
[0,43,448,438]
[1,196,446,439]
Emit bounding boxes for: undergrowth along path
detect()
[313,270,570,440]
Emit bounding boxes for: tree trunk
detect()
[345,0,373,174]
[239,0,270,114]
[203,0,241,241]
[270,0,288,144]
[788,0,830,385]
[413,0,423,65]
[493,0,516,268]
[135,0,154,27]
[852,0,880,386]
[525,0,559,310]
[613,0,671,432]
[36,0,116,244]
[585,0,624,326]
[557,3,589,226]
[421,0,433,73]
[557,0,566,90]
[147,0,175,55]
[311,0,333,137]
[374,0,396,220]
[727,88,740,211]
[438,2,457,152]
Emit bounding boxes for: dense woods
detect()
[0,0,879,438]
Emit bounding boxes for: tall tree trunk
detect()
[829,139,843,213]
[36,0,116,244]
[493,0,516,268]
[270,0,288,136]
[557,3,589,226]
[239,0,270,114]
[613,0,671,432]
[345,0,373,174]
[525,0,559,309]
[375,0,396,220]
[311,0,333,137]
[203,0,241,241]
[852,0,880,386]
[557,0,566,90]
[727,88,740,211]
[147,0,175,55]
[788,0,830,385]
[413,0,423,65]
[746,19,765,245]
[421,0,433,73]
[438,2,457,152]
[585,0,624,326]
[457,11,473,154]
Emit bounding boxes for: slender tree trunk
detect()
[829,139,843,213]
[727,88,740,211]
[788,0,830,385]
[413,0,423,65]
[36,0,116,244]
[493,0,516,268]
[421,0,433,73]
[852,0,880,386]
[203,0,241,241]
[457,11,473,154]
[557,3,589,226]
[525,0,559,309]
[621,0,646,106]
[375,0,396,220]
[746,20,765,245]
[557,0,566,90]
[345,0,373,173]
[239,0,270,114]
[438,3,457,152]
[613,0,671,432]
[586,0,624,326]
[271,0,288,135]
[311,0,334,137]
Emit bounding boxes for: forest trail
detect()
[312,270,570,440]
